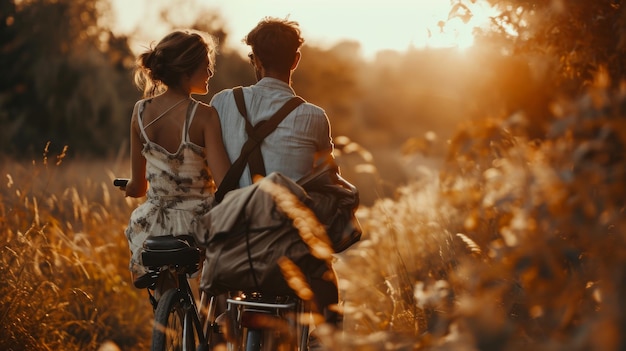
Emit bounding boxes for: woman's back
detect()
[137,98,216,200]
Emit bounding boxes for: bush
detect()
[334,72,626,350]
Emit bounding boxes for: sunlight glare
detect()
[418,0,500,50]
[109,0,500,57]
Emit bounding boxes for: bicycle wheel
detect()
[152,289,192,351]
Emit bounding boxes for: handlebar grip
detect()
[113,178,129,187]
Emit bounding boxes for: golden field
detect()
[3,80,626,350]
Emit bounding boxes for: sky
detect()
[109,0,498,59]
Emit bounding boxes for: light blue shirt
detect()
[211,78,334,187]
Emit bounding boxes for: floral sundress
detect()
[125,99,216,275]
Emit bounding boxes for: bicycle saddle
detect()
[141,235,200,269]
[143,234,196,250]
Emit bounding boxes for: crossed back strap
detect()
[215,86,305,203]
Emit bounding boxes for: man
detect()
[212,17,333,188]
[210,17,338,325]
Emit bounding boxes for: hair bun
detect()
[144,50,159,70]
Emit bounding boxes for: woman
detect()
[123,30,230,280]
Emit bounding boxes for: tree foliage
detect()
[482,0,626,93]
[0,0,138,158]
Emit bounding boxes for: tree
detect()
[433,1,626,140]
[0,0,138,158]
[481,0,626,93]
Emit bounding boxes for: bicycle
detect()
[114,178,312,351]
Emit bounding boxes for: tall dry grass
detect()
[0,146,152,351]
[2,76,626,351]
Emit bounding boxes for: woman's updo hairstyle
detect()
[134,30,216,98]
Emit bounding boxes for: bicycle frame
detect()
[177,273,209,349]
[138,235,310,351]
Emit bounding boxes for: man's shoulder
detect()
[297,100,326,116]
[211,85,254,107]
[211,88,235,104]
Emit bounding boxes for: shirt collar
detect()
[256,77,296,95]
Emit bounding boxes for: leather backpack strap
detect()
[233,86,248,121]
[233,87,266,180]
[214,88,305,203]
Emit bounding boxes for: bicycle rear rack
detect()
[224,293,309,350]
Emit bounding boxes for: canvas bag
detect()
[197,165,361,296]
[297,157,362,253]
[197,172,328,296]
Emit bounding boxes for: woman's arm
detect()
[202,105,231,188]
[125,102,148,198]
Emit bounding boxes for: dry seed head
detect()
[102,182,111,208]
[56,145,68,166]
[33,196,40,227]
[456,233,482,256]
[278,257,314,301]
[43,141,50,165]
[258,179,333,261]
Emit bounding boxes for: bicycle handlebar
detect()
[113,178,129,188]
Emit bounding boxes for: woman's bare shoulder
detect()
[194,100,218,117]
[191,100,220,129]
